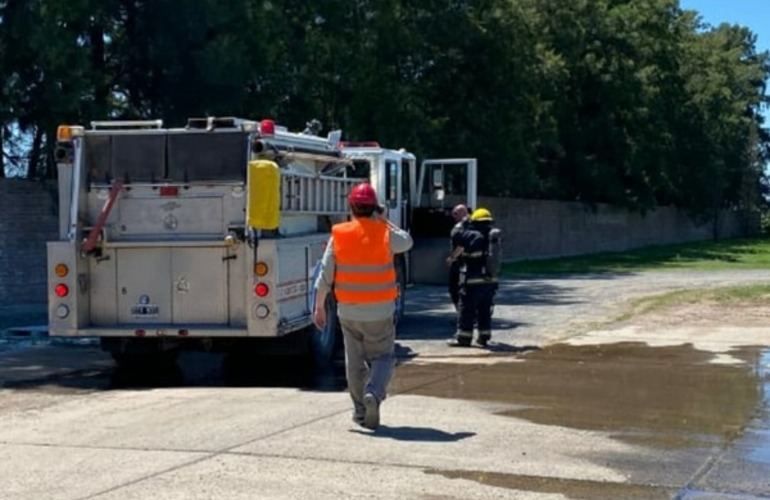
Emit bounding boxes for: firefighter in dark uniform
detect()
[447,208,501,347]
[447,204,469,311]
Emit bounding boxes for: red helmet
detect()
[348,183,378,206]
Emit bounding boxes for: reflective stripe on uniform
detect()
[466,277,498,284]
[336,263,395,273]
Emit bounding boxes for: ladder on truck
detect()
[280,172,361,215]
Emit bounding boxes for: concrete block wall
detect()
[478,197,757,261]
[0,179,759,305]
[0,180,59,305]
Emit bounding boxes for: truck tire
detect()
[101,338,179,368]
[311,293,342,367]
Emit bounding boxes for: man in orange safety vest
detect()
[313,182,413,430]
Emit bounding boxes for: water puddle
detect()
[394,342,770,494]
[397,343,764,445]
[424,469,676,499]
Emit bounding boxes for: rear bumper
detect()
[49,316,312,338]
[49,327,250,338]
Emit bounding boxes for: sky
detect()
[679,0,770,52]
[678,0,770,121]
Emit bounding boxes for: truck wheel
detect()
[311,293,341,367]
[102,338,179,368]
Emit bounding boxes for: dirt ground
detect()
[618,301,770,330]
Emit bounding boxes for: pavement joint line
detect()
[67,403,412,500]
[6,360,505,500]
[4,439,691,497]
[75,450,227,500]
[672,444,732,500]
[0,440,467,476]
[64,405,353,500]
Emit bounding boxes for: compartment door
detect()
[171,247,228,324]
[117,248,172,324]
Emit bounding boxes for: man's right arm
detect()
[389,226,413,254]
[314,236,335,294]
[313,236,335,329]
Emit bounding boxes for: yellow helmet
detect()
[470,208,493,222]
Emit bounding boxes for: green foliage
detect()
[503,237,770,274]
[1,0,768,219]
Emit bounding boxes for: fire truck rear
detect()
[47,117,476,366]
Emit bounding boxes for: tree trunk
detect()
[0,125,5,178]
[46,128,57,179]
[90,22,109,117]
[26,127,44,179]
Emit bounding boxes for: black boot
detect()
[447,331,473,347]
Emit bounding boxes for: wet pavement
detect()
[393,344,770,498]
[3,272,770,498]
[2,339,769,498]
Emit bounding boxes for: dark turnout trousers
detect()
[456,282,497,340]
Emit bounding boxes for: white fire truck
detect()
[47,117,476,366]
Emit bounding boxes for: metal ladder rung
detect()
[278,173,358,214]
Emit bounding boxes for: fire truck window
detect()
[444,166,467,196]
[84,134,166,184]
[111,135,166,183]
[401,160,410,201]
[348,160,371,179]
[168,132,249,182]
[84,135,112,183]
[385,160,398,203]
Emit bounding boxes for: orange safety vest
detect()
[332,218,397,305]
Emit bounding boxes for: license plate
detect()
[131,305,159,317]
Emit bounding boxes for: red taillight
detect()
[160,186,179,197]
[135,329,146,337]
[178,329,189,337]
[260,119,275,135]
[254,283,269,297]
[54,284,69,297]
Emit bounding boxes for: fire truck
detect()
[47,117,476,366]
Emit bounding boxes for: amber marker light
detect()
[55,263,69,278]
[254,262,269,276]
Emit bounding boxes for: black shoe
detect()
[447,337,472,347]
[352,412,366,427]
[363,393,380,430]
[477,335,491,347]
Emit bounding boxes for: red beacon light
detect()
[340,141,381,149]
[260,119,275,136]
[254,283,269,297]
[54,284,69,297]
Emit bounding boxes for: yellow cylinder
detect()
[247,160,281,230]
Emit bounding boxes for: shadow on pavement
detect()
[397,281,578,342]
[350,425,476,442]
